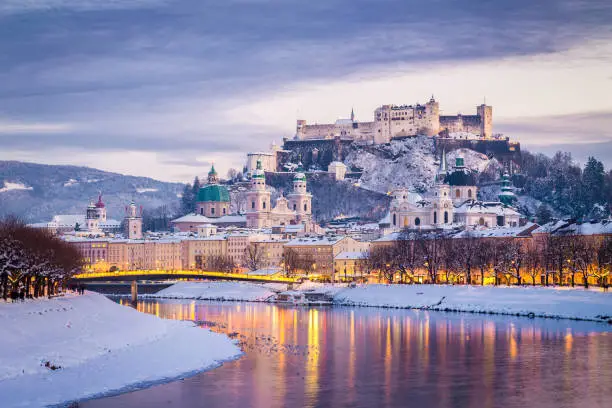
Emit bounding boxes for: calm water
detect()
[82,299,612,408]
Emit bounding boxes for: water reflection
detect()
[86,299,612,408]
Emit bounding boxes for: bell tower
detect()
[246,160,271,228]
[288,171,312,223]
[125,200,143,239]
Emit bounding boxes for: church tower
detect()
[288,171,312,223]
[85,200,100,233]
[246,160,271,228]
[125,200,143,239]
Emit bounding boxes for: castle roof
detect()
[197,184,230,203]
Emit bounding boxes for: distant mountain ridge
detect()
[0,161,183,222]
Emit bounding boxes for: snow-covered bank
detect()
[333,285,612,323]
[150,281,612,323]
[148,281,280,302]
[0,292,241,408]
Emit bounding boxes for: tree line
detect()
[0,218,83,300]
[367,229,612,288]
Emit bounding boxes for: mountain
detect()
[0,161,183,222]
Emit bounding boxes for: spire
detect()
[208,163,218,184]
[350,108,355,122]
[438,148,448,178]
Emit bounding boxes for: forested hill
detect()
[0,161,183,223]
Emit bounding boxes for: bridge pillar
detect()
[131,281,138,303]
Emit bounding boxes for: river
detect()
[81,298,611,408]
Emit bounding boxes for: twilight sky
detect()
[1,0,611,182]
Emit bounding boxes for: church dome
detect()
[95,194,105,208]
[197,184,230,203]
[294,172,306,182]
[445,170,477,186]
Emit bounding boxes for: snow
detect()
[136,187,159,193]
[149,281,277,301]
[147,282,612,323]
[63,178,79,187]
[0,292,240,408]
[0,181,33,193]
[332,285,612,322]
[445,148,492,174]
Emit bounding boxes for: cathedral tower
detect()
[246,160,272,228]
[288,171,312,223]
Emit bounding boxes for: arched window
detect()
[304,203,307,211]
[415,217,421,226]
[200,208,204,215]
[293,204,297,210]
[479,217,485,226]
[251,201,255,209]
[263,201,266,209]
[468,189,472,198]
[403,217,409,227]
[455,189,460,198]
[223,208,226,215]
[211,207,215,215]
[393,214,396,226]
[444,211,449,223]
[433,212,437,224]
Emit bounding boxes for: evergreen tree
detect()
[582,156,605,212]
[180,183,194,215]
[192,176,201,202]
[535,204,552,225]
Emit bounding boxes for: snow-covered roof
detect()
[285,235,345,246]
[534,219,612,236]
[171,214,246,224]
[452,223,537,239]
[335,251,368,260]
[454,201,520,216]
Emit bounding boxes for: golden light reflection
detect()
[305,308,320,406]
[509,324,518,360]
[564,329,573,354]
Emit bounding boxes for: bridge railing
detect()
[72,270,300,283]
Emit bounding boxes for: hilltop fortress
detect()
[296,96,492,143]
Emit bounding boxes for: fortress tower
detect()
[476,104,492,138]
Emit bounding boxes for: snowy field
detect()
[0,292,241,408]
[148,281,280,301]
[333,285,612,323]
[152,281,612,323]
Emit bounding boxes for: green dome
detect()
[294,172,306,182]
[197,184,230,203]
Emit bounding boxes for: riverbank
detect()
[0,292,241,408]
[149,281,612,323]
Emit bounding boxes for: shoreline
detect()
[0,292,242,408]
[140,282,612,325]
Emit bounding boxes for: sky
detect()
[0,0,611,182]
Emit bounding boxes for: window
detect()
[468,189,472,198]
[455,189,460,198]
[293,204,297,210]
[223,208,226,215]
[304,203,307,211]
[444,211,449,223]
[263,201,266,209]
[200,208,204,215]
[393,214,396,226]
[415,217,420,226]
[211,207,215,215]
[251,201,255,209]
[433,212,437,224]
[479,217,486,226]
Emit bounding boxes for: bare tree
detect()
[393,230,421,283]
[205,255,235,273]
[244,243,264,271]
[417,231,444,284]
[525,241,543,286]
[367,245,396,283]
[593,236,612,287]
[473,239,493,285]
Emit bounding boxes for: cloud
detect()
[0,120,76,134]
[0,0,166,15]
[0,0,611,179]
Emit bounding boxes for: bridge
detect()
[72,270,300,284]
